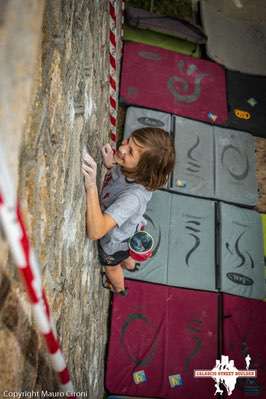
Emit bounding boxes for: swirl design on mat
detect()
[120,313,158,367]
[167,60,208,103]
[186,135,201,174]
[185,219,201,267]
[138,51,161,61]
[221,145,249,180]
[225,231,254,270]
[184,318,203,372]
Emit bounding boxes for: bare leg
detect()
[105,264,125,293]
[121,256,136,270]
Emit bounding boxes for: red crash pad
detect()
[223,294,266,398]
[120,42,228,124]
[106,280,218,399]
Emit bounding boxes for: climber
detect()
[81,127,175,295]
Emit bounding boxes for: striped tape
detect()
[0,145,75,396]
[109,0,117,144]
[109,0,125,146]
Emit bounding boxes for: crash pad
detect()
[223,294,266,398]
[124,191,216,292]
[106,280,217,399]
[215,127,257,206]
[172,116,214,198]
[201,0,266,76]
[126,6,206,44]
[226,70,266,138]
[123,106,171,138]
[171,116,257,206]
[219,203,264,300]
[120,42,228,124]
[124,26,201,57]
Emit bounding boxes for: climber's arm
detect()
[82,150,116,240]
[85,185,116,240]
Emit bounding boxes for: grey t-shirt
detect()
[99,166,152,255]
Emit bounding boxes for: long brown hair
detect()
[121,127,176,191]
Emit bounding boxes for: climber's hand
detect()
[101,143,115,169]
[82,149,97,190]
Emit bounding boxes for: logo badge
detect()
[169,374,183,388]
[234,109,251,120]
[247,97,257,107]
[133,370,147,384]
[194,354,257,396]
[208,112,218,122]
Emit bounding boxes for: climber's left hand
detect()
[82,149,97,190]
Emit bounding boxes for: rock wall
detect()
[0,0,123,396]
[0,0,46,393]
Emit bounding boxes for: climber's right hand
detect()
[101,143,115,169]
[82,149,97,190]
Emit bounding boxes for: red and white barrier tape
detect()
[109,0,118,145]
[121,0,126,38]
[0,146,75,397]
[109,0,125,147]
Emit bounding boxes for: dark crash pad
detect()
[126,6,206,44]
[226,70,266,138]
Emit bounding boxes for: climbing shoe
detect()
[126,263,140,273]
[116,288,128,296]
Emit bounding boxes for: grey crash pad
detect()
[201,0,266,75]
[172,116,214,198]
[219,202,265,300]
[124,191,216,292]
[215,127,257,206]
[171,116,257,206]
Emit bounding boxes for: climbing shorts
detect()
[97,242,129,266]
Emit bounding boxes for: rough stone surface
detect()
[0,0,46,394]
[1,0,123,396]
[0,0,45,190]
